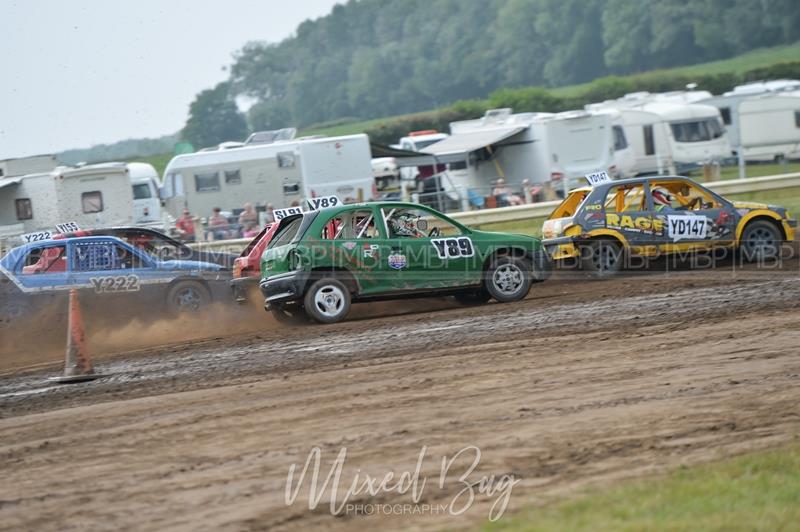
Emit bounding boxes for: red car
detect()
[230,223,278,302]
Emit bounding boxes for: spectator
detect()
[521,179,544,203]
[208,207,230,240]
[492,178,524,207]
[242,221,260,238]
[262,203,275,224]
[175,208,196,243]
[238,202,258,228]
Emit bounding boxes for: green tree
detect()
[181,83,248,149]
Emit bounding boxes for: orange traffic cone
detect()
[49,289,105,384]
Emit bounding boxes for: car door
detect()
[651,180,736,254]
[379,206,479,291]
[67,239,159,312]
[602,181,660,256]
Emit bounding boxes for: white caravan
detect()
[397,130,449,181]
[422,108,631,197]
[160,134,375,218]
[0,164,133,240]
[587,96,731,175]
[127,162,162,224]
[699,80,800,161]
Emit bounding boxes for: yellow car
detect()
[542,176,796,273]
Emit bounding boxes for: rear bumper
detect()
[259,270,309,308]
[230,276,259,303]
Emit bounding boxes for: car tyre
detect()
[581,239,623,276]
[166,280,211,314]
[740,220,781,261]
[484,256,532,303]
[303,278,351,324]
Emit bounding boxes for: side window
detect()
[604,184,646,213]
[720,107,732,126]
[382,207,462,238]
[612,125,628,150]
[82,191,103,213]
[650,181,720,211]
[277,152,296,168]
[795,111,800,129]
[72,242,142,271]
[15,198,33,220]
[643,125,655,155]
[194,172,220,192]
[321,210,379,240]
[224,169,241,184]
[20,245,67,275]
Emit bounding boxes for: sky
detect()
[0,0,342,160]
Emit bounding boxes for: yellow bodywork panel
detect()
[735,209,794,243]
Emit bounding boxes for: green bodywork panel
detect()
[261,202,543,295]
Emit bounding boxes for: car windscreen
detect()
[132,183,153,199]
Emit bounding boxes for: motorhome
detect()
[421,108,631,198]
[586,96,731,175]
[160,134,375,218]
[127,162,162,224]
[0,154,58,178]
[0,164,133,240]
[699,80,800,161]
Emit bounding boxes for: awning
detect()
[421,126,526,156]
[370,142,463,167]
[0,178,22,190]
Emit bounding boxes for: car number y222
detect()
[89,275,140,293]
[431,237,475,259]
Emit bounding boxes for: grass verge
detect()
[484,445,800,531]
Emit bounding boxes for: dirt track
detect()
[2,263,800,530]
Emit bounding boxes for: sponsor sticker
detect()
[585,171,611,187]
[388,253,407,270]
[363,244,379,258]
[667,214,708,241]
[274,207,304,221]
[306,195,341,210]
[21,230,53,243]
[431,237,475,259]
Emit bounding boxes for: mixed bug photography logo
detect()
[285,445,519,521]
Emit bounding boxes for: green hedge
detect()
[365,61,800,145]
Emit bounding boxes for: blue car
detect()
[0,236,231,326]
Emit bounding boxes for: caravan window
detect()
[612,125,628,151]
[194,172,220,192]
[15,198,33,220]
[132,183,152,199]
[277,152,295,168]
[795,111,800,128]
[224,169,241,184]
[670,118,724,142]
[81,191,104,213]
[720,107,732,125]
[643,125,655,156]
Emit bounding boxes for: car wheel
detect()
[303,278,351,324]
[484,256,532,303]
[740,220,781,261]
[454,289,491,305]
[581,239,623,275]
[270,304,310,326]
[166,281,211,314]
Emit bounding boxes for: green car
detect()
[259,202,551,324]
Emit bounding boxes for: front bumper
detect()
[230,276,259,303]
[542,237,580,261]
[259,270,309,309]
[530,249,553,281]
[782,219,797,241]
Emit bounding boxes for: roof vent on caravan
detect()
[244,127,298,145]
[725,79,800,96]
[482,108,513,125]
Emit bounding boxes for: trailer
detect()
[421,108,631,197]
[0,164,134,241]
[586,97,731,176]
[699,81,800,162]
[160,134,375,218]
